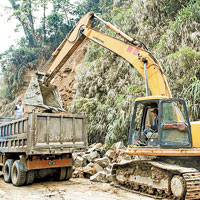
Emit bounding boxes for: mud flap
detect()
[24,78,65,111]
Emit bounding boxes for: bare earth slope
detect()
[52,39,89,110]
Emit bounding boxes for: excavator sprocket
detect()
[111,160,200,199]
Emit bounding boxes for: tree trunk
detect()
[27,0,36,46]
[8,0,36,47]
[43,0,47,43]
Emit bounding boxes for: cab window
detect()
[130,102,158,145]
[160,101,190,145]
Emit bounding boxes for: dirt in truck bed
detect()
[0,176,153,200]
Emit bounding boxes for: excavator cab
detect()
[129,96,192,148]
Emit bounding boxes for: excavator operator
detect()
[147,108,158,132]
[143,108,158,142]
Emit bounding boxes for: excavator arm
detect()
[24,12,172,110]
[82,27,171,97]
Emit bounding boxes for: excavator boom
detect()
[24,12,171,110]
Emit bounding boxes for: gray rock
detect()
[90,171,108,183]
[106,173,113,182]
[105,167,112,174]
[83,163,103,177]
[72,152,78,161]
[87,143,103,153]
[74,156,83,168]
[94,157,110,168]
[111,141,125,154]
[82,153,90,160]
[88,151,100,162]
[72,168,83,178]
[77,152,85,156]
[90,170,113,183]
[105,149,116,160]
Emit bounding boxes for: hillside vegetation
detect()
[0,0,200,147]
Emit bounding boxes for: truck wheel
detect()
[3,159,14,183]
[11,160,26,186]
[65,167,73,180]
[26,170,34,185]
[53,167,67,181]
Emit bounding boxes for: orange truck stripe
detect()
[26,158,72,170]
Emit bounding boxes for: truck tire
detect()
[26,170,34,185]
[3,159,14,183]
[11,160,26,186]
[65,167,73,180]
[53,167,67,181]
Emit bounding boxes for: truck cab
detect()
[128,96,192,148]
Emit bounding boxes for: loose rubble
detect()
[72,142,133,183]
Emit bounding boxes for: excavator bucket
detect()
[24,78,65,111]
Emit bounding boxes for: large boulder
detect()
[83,163,103,177]
[90,171,108,183]
[72,168,84,178]
[106,173,113,182]
[74,156,83,168]
[105,149,116,160]
[90,170,113,183]
[112,141,125,154]
[88,151,100,162]
[94,157,110,168]
[87,143,103,153]
[72,152,78,161]
[82,153,90,161]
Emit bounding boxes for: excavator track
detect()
[111,160,200,200]
[113,184,163,199]
[183,172,200,199]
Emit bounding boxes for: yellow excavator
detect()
[24,12,200,199]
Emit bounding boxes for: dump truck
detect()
[0,112,87,186]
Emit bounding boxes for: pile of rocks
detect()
[72,142,133,183]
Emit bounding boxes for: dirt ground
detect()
[0,177,153,200]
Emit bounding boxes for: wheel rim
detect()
[12,165,18,184]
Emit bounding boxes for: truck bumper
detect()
[26,158,73,170]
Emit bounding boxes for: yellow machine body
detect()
[191,122,200,148]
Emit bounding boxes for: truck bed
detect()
[0,112,87,155]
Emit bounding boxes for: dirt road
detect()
[0,177,153,200]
